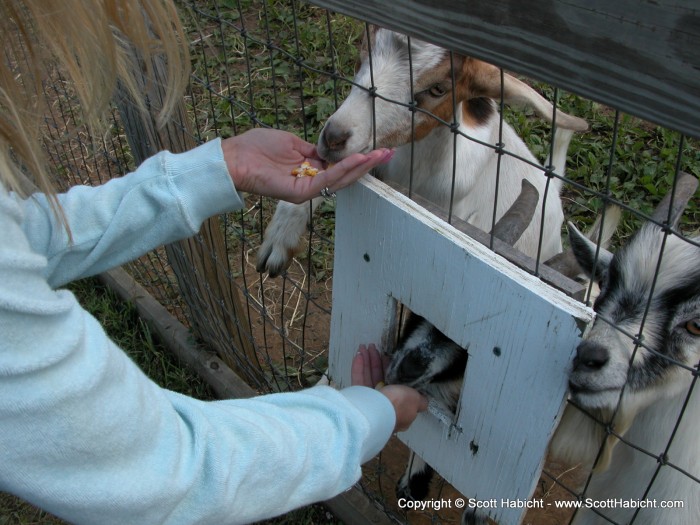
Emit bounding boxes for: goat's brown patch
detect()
[465,58,507,100]
[357,25,379,73]
[462,97,495,128]
[409,54,497,140]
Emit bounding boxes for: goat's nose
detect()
[573,340,609,371]
[321,125,351,152]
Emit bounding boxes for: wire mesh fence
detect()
[36,0,700,524]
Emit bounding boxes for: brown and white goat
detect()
[256,27,588,276]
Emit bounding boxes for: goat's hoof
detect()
[461,509,490,525]
[396,471,432,502]
[255,242,294,277]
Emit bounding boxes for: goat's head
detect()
[317,27,588,163]
[386,314,467,397]
[567,174,700,421]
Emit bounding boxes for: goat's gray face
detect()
[386,314,468,410]
[316,28,492,163]
[568,224,700,414]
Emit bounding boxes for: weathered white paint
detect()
[329,176,593,524]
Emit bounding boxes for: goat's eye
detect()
[428,84,447,97]
[685,319,700,336]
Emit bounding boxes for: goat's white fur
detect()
[256,28,587,275]
[549,226,700,525]
[382,117,570,260]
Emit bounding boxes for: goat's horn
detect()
[490,179,539,246]
[650,172,698,230]
[587,205,622,246]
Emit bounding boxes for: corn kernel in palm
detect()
[292,161,319,177]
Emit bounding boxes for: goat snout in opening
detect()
[573,340,609,372]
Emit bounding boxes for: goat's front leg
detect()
[461,509,491,525]
[396,451,434,502]
[256,197,322,277]
[398,453,492,525]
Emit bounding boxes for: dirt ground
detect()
[359,437,585,525]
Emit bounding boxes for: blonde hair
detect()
[1,0,189,225]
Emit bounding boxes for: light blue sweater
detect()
[0,138,395,524]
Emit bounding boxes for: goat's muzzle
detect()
[319,124,352,157]
[573,340,609,372]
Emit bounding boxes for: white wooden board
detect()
[329,176,593,524]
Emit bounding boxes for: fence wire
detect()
[35,0,700,524]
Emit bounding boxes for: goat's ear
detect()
[359,25,380,59]
[468,61,588,132]
[501,74,589,132]
[543,206,620,279]
[568,221,613,281]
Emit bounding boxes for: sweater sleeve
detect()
[0,143,396,524]
[17,138,243,288]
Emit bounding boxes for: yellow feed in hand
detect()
[291,161,335,178]
[291,162,318,178]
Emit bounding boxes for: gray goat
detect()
[548,173,699,525]
[388,174,699,525]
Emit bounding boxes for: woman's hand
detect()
[221,128,394,204]
[351,344,428,433]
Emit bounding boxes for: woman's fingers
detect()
[351,344,427,433]
[366,343,384,387]
[379,385,429,432]
[310,149,394,194]
[350,343,386,388]
[351,345,368,387]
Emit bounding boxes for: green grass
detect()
[0,496,64,525]
[182,0,362,144]
[506,89,700,245]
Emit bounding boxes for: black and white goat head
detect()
[386,313,466,502]
[549,173,700,525]
[256,27,588,277]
